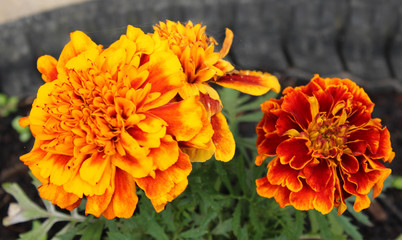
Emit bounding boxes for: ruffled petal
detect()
[211,112,235,162]
[216,70,280,95]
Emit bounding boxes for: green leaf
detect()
[51,223,76,240]
[232,202,242,237]
[345,201,372,226]
[238,226,249,240]
[327,211,347,240]
[145,220,169,240]
[215,162,234,194]
[79,220,104,240]
[2,182,49,226]
[314,211,334,240]
[335,215,363,240]
[160,206,176,233]
[236,91,277,113]
[179,228,208,239]
[106,231,131,240]
[212,218,232,237]
[293,211,305,238]
[19,219,57,240]
[236,112,263,123]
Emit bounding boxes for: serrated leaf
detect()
[327,211,347,240]
[313,211,334,240]
[232,202,242,237]
[293,210,305,238]
[106,231,131,240]
[145,220,169,240]
[51,223,75,240]
[212,218,232,237]
[215,162,234,194]
[19,218,57,240]
[345,201,373,226]
[238,226,249,240]
[179,228,208,239]
[249,204,263,240]
[335,215,363,240]
[160,206,176,233]
[2,183,49,226]
[236,112,263,123]
[80,220,104,240]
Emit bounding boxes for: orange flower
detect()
[19,25,211,219]
[153,20,281,162]
[255,75,394,215]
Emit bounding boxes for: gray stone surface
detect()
[1,0,402,97]
[231,0,289,72]
[341,0,397,81]
[286,0,346,75]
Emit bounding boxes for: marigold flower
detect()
[255,75,394,215]
[19,25,211,219]
[153,20,281,162]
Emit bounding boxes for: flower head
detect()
[153,20,281,162]
[255,75,394,215]
[20,26,211,219]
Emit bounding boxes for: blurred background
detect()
[0,0,401,239]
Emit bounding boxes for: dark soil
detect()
[1,80,402,240]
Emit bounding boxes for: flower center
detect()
[307,113,348,159]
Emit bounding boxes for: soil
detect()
[1,79,402,240]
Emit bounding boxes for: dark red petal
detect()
[282,90,312,129]
[277,138,312,170]
[304,160,332,192]
[340,154,359,174]
[267,157,303,192]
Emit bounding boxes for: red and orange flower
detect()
[19,25,213,219]
[153,20,281,162]
[255,75,394,215]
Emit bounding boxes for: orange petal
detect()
[181,141,216,162]
[102,168,138,219]
[38,183,81,210]
[256,177,291,208]
[63,157,112,197]
[37,55,58,82]
[112,153,152,179]
[147,51,185,95]
[57,31,99,74]
[150,135,180,171]
[219,28,234,58]
[149,97,204,142]
[289,185,315,211]
[216,70,280,95]
[86,185,114,217]
[353,194,371,212]
[79,152,110,185]
[211,112,235,162]
[135,151,191,211]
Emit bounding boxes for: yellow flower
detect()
[153,20,281,162]
[20,25,212,219]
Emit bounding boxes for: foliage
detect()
[2,88,377,239]
[0,93,18,117]
[12,116,32,142]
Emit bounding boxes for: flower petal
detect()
[277,138,312,170]
[216,70,280,95]
[149,97,204,142]
[211,112,235,162]
[102,168,138,219]
[37,55,58,82]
